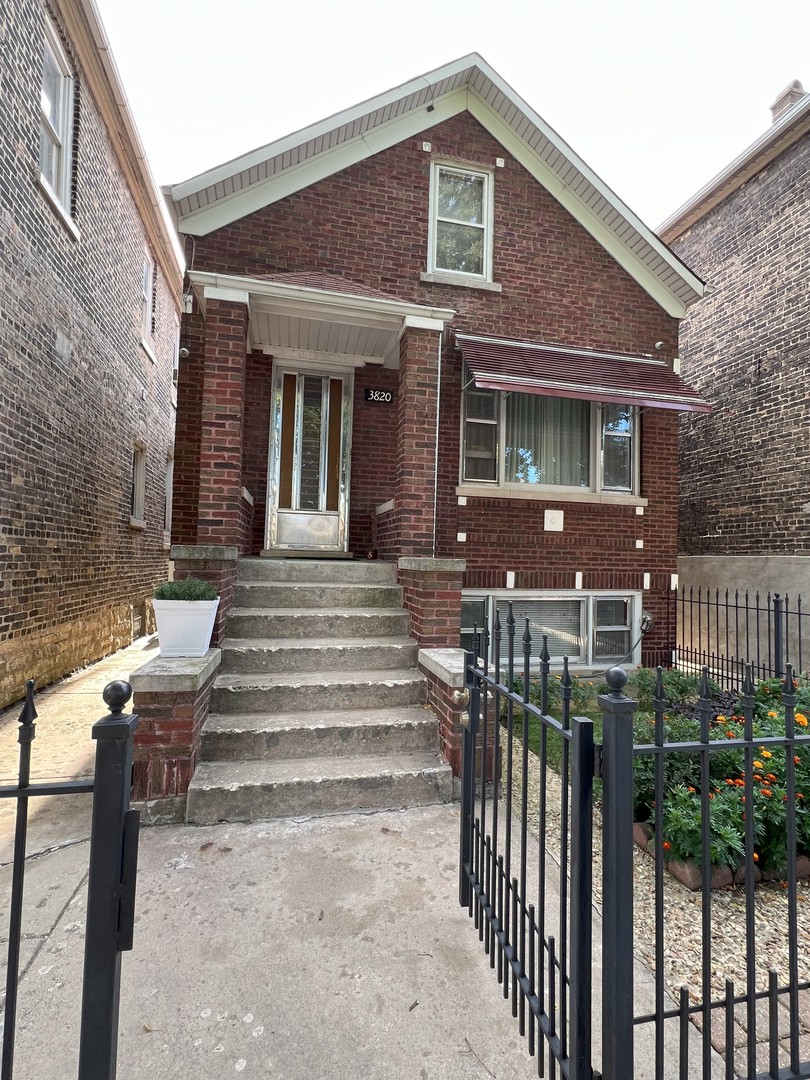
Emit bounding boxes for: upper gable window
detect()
[39,18,74,212]
[429,164,492,281]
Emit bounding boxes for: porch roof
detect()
[189,270,454,368]
[456,333,712,413]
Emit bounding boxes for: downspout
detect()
[431,333,442,559]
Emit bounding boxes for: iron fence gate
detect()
[458,607,810,1079]
[1,679,140,1080]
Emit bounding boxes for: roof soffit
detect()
[172,55,702,317]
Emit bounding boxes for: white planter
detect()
[153,598,220,658]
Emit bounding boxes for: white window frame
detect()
[39,17,75,214]
[428,161,494,283]
[130,442,147,527]
[460,373,640,497]
[462,591,642,670]
[141,255,157,346]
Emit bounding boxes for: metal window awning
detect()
[455,333,712,413]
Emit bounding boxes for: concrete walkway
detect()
[0,641,722,1079]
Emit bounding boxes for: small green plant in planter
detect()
[153,578,218,602]
[152,577,219,657]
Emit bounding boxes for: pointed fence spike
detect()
[743,663,755,697]
[507,602,515,632]
[494,608,502,636]
[562,655,571,687]
[655,665,665,701]
[18,679,37,727]
[540,635,550,664]
[699,665,710,700]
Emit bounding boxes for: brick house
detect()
[659,80,810,603]
[167,54,709,674]
[0,0,183,708]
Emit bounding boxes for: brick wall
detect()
[670,134,810,558]
[0,0,179,707]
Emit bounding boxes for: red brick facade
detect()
[174,110,682,664]
[0,0,181,708]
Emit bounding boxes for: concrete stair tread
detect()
[214,668,425,689]
[190,751,449,787]
[230,606,407,617]
[222,635,416,650]
[204,705,434,734]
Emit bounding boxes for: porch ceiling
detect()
[190,270,454,368]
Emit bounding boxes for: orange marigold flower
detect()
[796,756,802,765]
[716,716,727,724]
[735,778,745,786]
[797,715,809,727]
[799,793,805,800]
[725,732,736,739]
[762,789,773,797]
[753,774,763,782]
[725,778,735,785]
[687,786,696,793]
[767,773,778,782]
[753,760,764,769]
[753,852,759,862]
[762,750,773,759]
[768,711,778,718]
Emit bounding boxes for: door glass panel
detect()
[298,376,324,511]
[326,378,342,512]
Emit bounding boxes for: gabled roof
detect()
[658,87,810,243]
[170,54,704,319]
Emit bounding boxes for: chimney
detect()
[770,79,805,123]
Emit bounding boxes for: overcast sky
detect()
[95,0,809,230]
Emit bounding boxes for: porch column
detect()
[396,320,443,557]
[196,287,250,550]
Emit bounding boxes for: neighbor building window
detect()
[141,256,157,341]
[429,164,492,279]
[462,371,637,495]
[39,18,75,211]
[462,593,639,668]
[130,443,146,525]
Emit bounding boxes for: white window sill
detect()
[455,484,648,508]
[38,175,80,241]
[420,271,502,293]
[129,516,146,530]
[140,337,158,364]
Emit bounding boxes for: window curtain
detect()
[504,395,590,487]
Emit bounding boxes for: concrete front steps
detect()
[185,557,451,824]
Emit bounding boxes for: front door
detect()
[266,367,353,551]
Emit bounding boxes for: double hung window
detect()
[429,164,492,280]
[39,19,74,211]
[462,372,637,495]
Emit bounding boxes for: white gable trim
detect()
[176,91,468,236]
[465,94,698,319]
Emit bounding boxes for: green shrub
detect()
[153,577,219,601]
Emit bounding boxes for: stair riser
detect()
[212,679,426,714]
[226,612,410,639]
[186,769,452,824]
[219,643,419,674]
[235,583,402,609]
[238,559,396,584]
[203,720,437,761]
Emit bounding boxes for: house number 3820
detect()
[365,389,394,403]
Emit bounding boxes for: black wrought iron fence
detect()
[1,679,140,1080]
[670,586,808,689]
[459,606,810,1079]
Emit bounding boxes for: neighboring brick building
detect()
[0,0,183,707]
[168,55,708,670]
[659,80,810,601]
